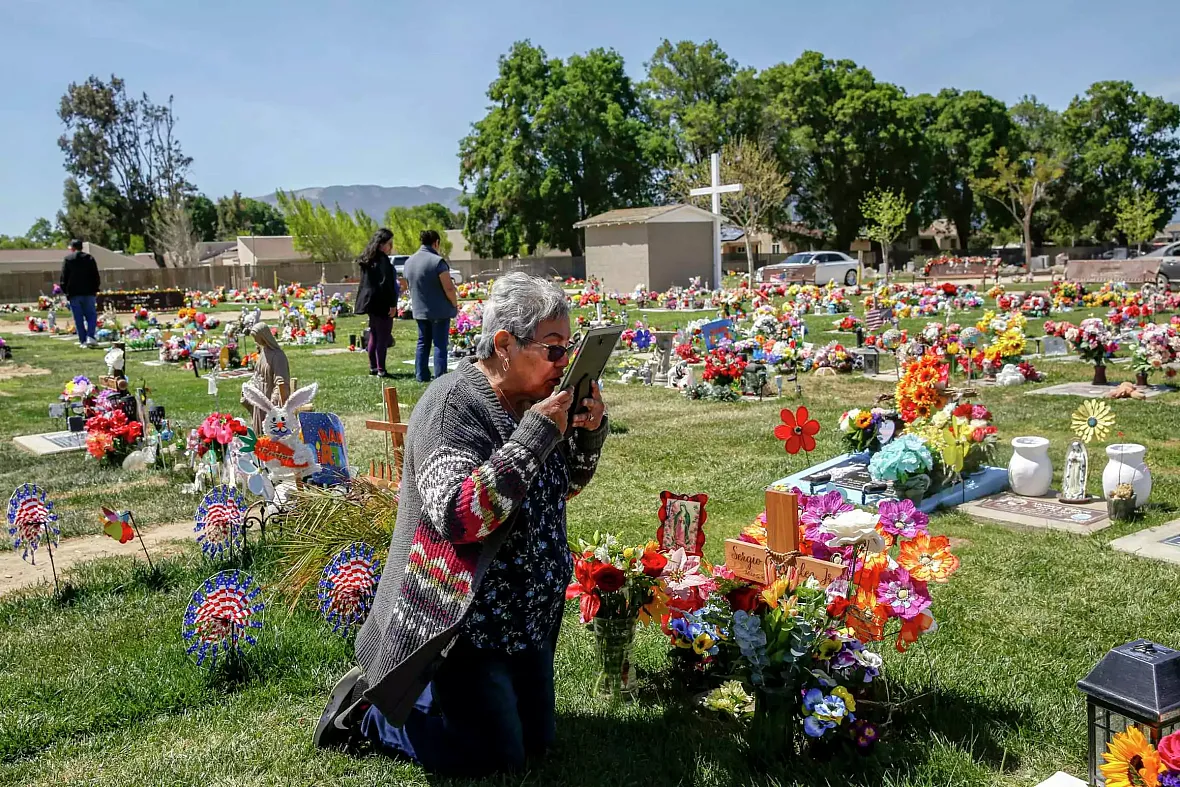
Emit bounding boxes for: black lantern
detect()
[1077,639,1180,785]
[855,348,881,377]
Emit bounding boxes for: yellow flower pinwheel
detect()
[1072,399,1115,444]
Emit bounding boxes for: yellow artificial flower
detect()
[817,638,842,660]
[692,631,717,656]
[946,341,961,355]
[1072,399,1115,444]
[1100,726,1162,787]
[762,576,792,609]
[831,685,857,714]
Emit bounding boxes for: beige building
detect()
[574,204,720,292]
[0,242,160,274]
[445,229,571,261]
[235,236,310,265]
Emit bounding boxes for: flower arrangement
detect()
[813,342,853,373]
[702,348,748,387]
[838,408,902,454]
[833,315,862,332]
[675,343,701,364]
[868,434,935,501]
[895,354,949,423]
[1017,360,1044,382]
[1098,726,1180,787]
[193,413,249,463]
[1132,323,1180,380]
[1064,318,1119,366]
[61,375,94,401]
[906,401,998,477]
[85,409,143,464]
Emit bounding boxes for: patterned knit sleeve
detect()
[565,417,609,499]
[418,409,563,545]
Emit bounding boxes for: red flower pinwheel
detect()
[774,406,821,454]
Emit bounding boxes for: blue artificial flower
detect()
[803,715,834,738]
[868,434,933,483]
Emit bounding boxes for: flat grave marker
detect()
[13,430,88,456]
[961,491,1110,535]
[1027,381,1173,398]
[1110,518,1180,565]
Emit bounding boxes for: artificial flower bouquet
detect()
[868,434,937,502]
[1132,323,1180,381]
[1062,318,1119,366]
[1100,725,1180,787]
[895,354,949,423]
[85,409,144,465]
[61,375,94,402]
[191,412,249,464]
[566,533,664,697]
[906,401,998,478]
[813,342,853,373]
[702,347,748,387]
[838,407,902,454]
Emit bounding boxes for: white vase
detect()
[1102,443,1152,506]
[1008,436,1053,497]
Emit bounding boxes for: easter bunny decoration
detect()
[240,381,321,481]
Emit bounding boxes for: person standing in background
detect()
[405,229,458,382]
[60,239,100,347]
[354,228,399,377]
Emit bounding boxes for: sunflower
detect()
[1100,726,1163,787]
[1072,399,1116,444]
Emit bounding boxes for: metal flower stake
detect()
[7,484,61,594]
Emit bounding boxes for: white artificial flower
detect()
[840,410,861,433]
[819,509,886,553]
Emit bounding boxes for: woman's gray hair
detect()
[474,272,570,359]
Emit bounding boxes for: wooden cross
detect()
[724,489,846,588]
[362,386,407,488]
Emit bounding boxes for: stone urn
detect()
[1102,443,1152,506]
[1008,436,1053,497]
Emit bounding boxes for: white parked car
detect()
[756,251,860,286]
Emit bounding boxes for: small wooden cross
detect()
[362,386,407,488]
[724,489,846,588]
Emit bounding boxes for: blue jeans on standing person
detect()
[360,637,557,778]
[69,295,97,343]
[415,319,450,382]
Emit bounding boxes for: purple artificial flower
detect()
[802,490,855,561]
[876,567,932,621]
[1163,773,1180,787]
[877,499,929,540]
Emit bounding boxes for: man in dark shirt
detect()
[404,229,459,382]
[60,239,101,347]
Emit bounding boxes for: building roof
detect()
[236,235,310,262]
[920,218,959,238]
[0,243,159,272]
[574,203,722,228]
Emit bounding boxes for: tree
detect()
[1058,81,1180,239]
[860,188,912,284]
[915,89,1013,250]
[972,147,1065,267]
[762,52,926,249]
[460,41,658,257]
[215,191,288,239]
[385,206,454,256]
[26,218,65,247]
[1115,189,1165,252]
[275,191,375,262]
[150,202,200,267]
[187,195,218,242]
[642,39,764,170]
[57,177,123,249]
[58,75,194,256]
[677,138,788,284]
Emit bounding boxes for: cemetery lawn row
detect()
[0,307,1177,786]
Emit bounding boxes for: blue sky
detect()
[2,0,1177,235]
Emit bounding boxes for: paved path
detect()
[0,519,194,596]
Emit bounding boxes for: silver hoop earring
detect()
[501,356,510,373]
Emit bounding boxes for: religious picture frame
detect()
[656,492,708,556]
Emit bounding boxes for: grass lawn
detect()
[0,304,1177,787]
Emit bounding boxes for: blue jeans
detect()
[361,637,557,777]
[69,295,97,343]
[415,319,450,382]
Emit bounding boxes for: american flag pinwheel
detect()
[318,542,382,635]
[181,569,265,667]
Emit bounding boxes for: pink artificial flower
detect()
[876,567,932,621]
[660,548,713,600]
[876,499,929,539]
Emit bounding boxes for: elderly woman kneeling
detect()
[315,272,608,777]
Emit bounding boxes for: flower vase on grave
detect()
[1091,364,1108,386]
[1101,443,1152,507]
[749,686,800,761]
[592,615,638,699]
[1136,372,1149,387]
[1008,437,1053,497]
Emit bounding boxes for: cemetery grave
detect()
[0,279,1178,787]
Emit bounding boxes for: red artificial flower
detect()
[726,586,761,614]
[953,403,974,419]
[640,548,668,577]
[592,563,627,593]
[566,558,601,623]
[1159,732,1180,771]
[827,596,851,618]
[774,406,821,454]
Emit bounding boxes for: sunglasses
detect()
[516,333,579,363]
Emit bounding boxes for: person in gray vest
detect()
[405,229,459,382]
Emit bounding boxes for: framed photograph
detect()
[656,492,708,556]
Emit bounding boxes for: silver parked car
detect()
[756,251,860,286]
[1141,241,1180,288]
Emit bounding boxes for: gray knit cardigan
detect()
[355,358,608,724]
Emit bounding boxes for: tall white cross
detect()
[690,151,742,289]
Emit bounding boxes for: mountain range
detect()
[255,184,462,218]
